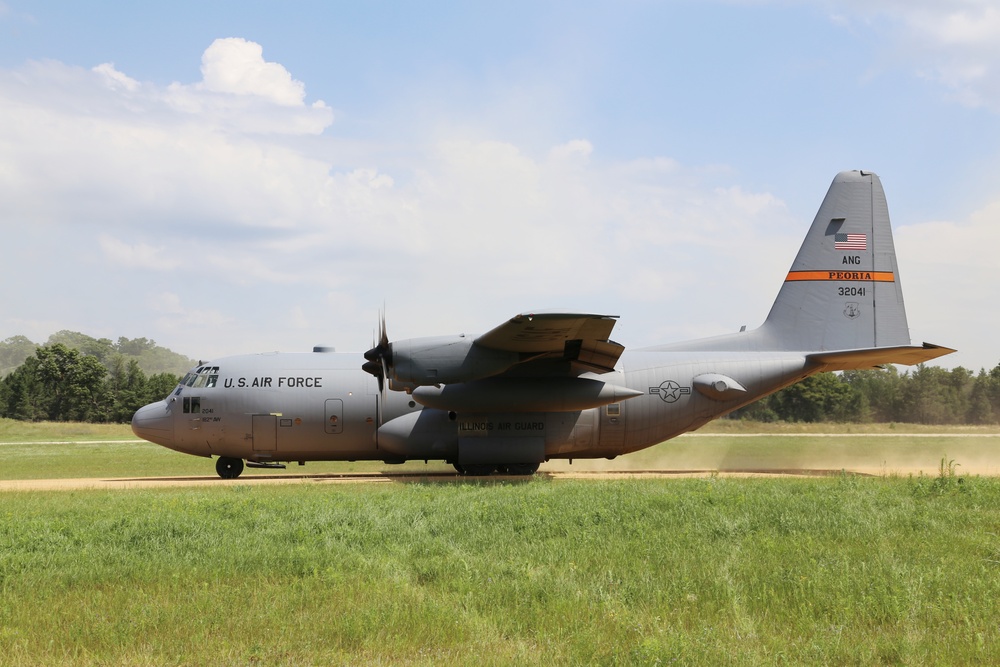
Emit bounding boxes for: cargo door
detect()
[600,402,626,449]
[252,414,277,451]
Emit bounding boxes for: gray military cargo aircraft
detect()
[132,171,953,478]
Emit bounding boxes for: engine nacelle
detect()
[388,335,520,387]
[411,376,643,412]
[377,409,458,459]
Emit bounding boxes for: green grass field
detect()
[2,420,1000,665]
[3,477,1000,665]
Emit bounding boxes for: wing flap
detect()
[476,312,619,354]
[475,312,625,373]
[570,338,626,372]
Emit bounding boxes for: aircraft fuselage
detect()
[132,348,812,467]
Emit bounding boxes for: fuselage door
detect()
[600,402,626,449]
[325,399,344,434]
[252,414,277,451]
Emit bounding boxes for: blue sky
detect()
[1,1,998,370]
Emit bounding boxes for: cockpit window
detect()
[183,366,220,389]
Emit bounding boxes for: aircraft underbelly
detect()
[458,437,545,465]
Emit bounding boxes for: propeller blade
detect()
[362,308,391,396]
[379,353,389,393]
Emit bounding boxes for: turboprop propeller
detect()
[361,313,391,392]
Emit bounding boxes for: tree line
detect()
[733,363,1000,424]
[2,336,999,424]
[0,343,180,423]
[1,331,195,377]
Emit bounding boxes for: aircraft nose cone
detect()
[131,400,175,448]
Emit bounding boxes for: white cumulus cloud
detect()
[198,37,308,106]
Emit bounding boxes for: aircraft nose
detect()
[131,400,175,448]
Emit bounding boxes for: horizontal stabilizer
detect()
[807,343,957,371]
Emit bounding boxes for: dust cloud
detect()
[542,433,1000,477]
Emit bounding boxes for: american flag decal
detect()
[835,233,867,250]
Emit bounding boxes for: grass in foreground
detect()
[1,476,999,665]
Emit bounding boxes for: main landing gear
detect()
[215,456,244,479]
[212,457,539,479]
[453,463,540,476]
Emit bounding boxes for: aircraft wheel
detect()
[505,463,540,476]
[216,457,244,479]
[455,464,496,476]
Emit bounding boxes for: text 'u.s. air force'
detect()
[223,376,323,388]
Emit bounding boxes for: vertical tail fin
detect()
[649,170,953,366]
[762,170,911,352]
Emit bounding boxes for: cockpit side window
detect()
[184,366,220,389]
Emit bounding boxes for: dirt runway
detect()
[0,468,890,492]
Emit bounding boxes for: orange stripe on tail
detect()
[785,270,895,282]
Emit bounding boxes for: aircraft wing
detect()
[475,312,625,373]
